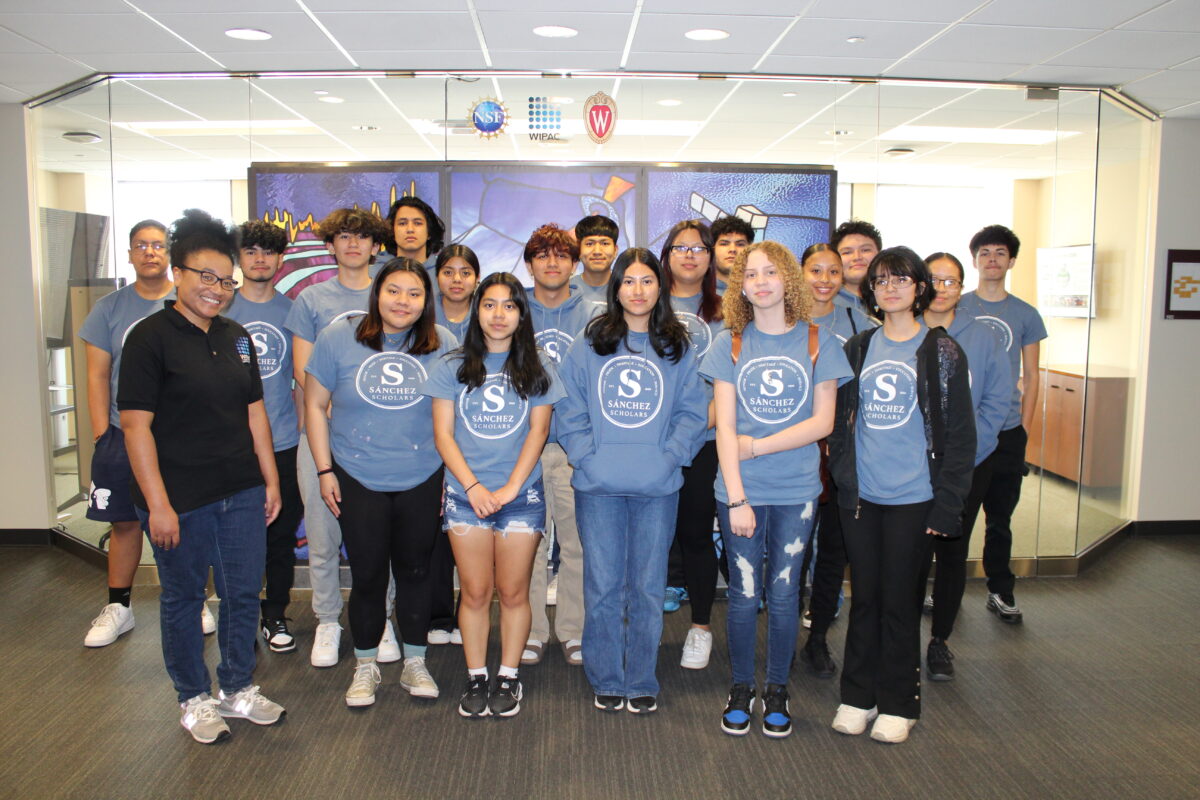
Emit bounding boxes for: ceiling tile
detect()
[136,0,297,11]
[477,11,630,51]
[885,59,1030,82]
[641,1,798,13]
[623,51,759,72]
[475,0,629,10]
[807,0,985,24]
[316,12,477,53]
[773,19,947,59]
[631,13,793,55]
[2,0,127,11]
[0,12,197,54]
[914,24,1099,64]
[352,50,489,70]
[69,52,224,72]
[1123,68,1200,97]
[214,52,361,72]
[0,52,91,89]
[1121,0,1200,33]
[152,13,333,52]
[967,0,1158,29]
[0,26,52,54]
[756,53,897,76]
[1011,64,1160,86]
[1047,30,1200,69]
[488,50,623,70]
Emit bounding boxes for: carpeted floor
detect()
[0,533,1196,800]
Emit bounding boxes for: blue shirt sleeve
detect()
[553,340,595,466]
[304,327,338,392]
[285,294,318,343]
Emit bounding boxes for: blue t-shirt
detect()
[835,287,866,312]
[855,328,934,506]
[306,318,458,492]
[78,283,175,427]
[945,313,1012,466]
[225,292,300,451]
[670,293,725,441]
[434,299,471,344]
[957,292,1048,430]
[567,275,609,308]
[716,277,728,296]
[421,350,564,495]
[285,275,373,344]
[812,304,876,345]
[700,323,853,506]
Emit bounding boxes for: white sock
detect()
[498,664,519,679]
[468,667,488,680]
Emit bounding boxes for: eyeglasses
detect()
[931,277,962,289]
[670,245,709,256]
[870,275,915,290]
[132,241,165,253]
[177,264,238,291]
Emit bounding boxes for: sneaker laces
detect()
[929,641,954,661]
[91,604,121,628]
[351,662,381,691]
[683,629,709,658]
[186,696,221,722]
[727,683,753,710]
[404,657,433,682]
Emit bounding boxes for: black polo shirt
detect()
[117,301,266,513]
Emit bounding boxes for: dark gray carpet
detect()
[0,534,1197,800]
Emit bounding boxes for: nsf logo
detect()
[470,98,509,139]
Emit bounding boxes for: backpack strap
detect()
[807,322,819,367]
[731,331,743,365]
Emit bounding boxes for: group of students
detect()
[79,196,1045,746]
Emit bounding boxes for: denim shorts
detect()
[443,478,546,537]
[86,426,138,523]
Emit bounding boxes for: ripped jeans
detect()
[718,499,817,686]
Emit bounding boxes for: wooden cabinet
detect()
[1025,367,1129,487]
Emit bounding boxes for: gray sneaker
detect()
[399,656,439,698]
[217,685,286,725]
[986,592,1023,624]
[180,693,230,744]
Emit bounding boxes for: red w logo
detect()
[588,106,613,139]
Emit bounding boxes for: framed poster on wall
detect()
[1165,249,1200,320]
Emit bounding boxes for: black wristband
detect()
[316,468,334,476]
[726,498,750,509]
[465,481,480,492]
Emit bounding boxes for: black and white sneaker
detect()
[594,694,625,712]
[260,618,296,654]
[927,638,955,681]
[987,593,1023,624]
[627,696,657,714]
[761,684,792,738]
[488,677,523,717]
[799,634,836,679]
[720,683,755,736]
[458,675,490,718]
[922,594,934,615]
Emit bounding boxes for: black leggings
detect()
[671,439,718,626]
[918,452,995,640]
[262,445,303,620]
[333,464,444,651]
[841,499,933,720]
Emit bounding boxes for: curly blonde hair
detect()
[721,240,813,334]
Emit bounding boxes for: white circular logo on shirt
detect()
[355,352,427,410]
[675,311,714,356]
[973,315,1013,352]
[737,356,808,424]
[458,373,529,440]
[597,355,664,429]
[243,321,287,379]
[860,360,918,430]
[535,329,575,363]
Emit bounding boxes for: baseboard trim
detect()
[50,529,107,569]
[0,528,53,546]
[1133,519,1199,536]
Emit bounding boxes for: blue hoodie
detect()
[528,291,603,365]
[943,313,1012,466]
[556,331,707,497]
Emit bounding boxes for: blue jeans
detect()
[141,486,266,703]
[576,491,678,699]
[718,499,817,686]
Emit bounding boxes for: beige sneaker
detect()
[399,656,439,698]
[345,659,382,708]
[831,703,879,735]
[870,713,916,743]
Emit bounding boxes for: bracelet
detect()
[727,498,750,509]
[465,481,480,492]
[750,439,757,459]
[316,468,334,476]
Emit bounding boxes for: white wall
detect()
[0,104,54,532]
[1137,118,1200,522]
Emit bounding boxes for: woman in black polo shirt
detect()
[119,209,285,745]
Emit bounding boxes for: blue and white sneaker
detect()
[663,586,688,613]
[761,684,792,738]
[720,683,755,736]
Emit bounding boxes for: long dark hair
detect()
[355,257,440,354]
[586,248,689,363]
[660,219,722,323]
[862,246,935,319]
[454,272,550,399]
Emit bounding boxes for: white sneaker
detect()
[832,703,879,735]
[201,603,216,635]
[399,656,439,698]
[427,628,452,646]
[449,628,463,645]
[680,627,713,670]
[180,693,230,744]
[345,659,382,708]
[217,685,285,725]
[870,713,916,743]
[310,622,342,668]
[84,603,134,647]
[378,620,402,663]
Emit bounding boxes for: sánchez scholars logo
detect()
[470,98,509,139]
[584,91,617,145]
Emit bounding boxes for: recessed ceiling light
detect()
[825,129,852,136]
[846,36,866,44]
[534,25,578,38]
[352,125,379,132]
[318,96,345,104]
[61,131,102,144]
[885,147,916,159]
[685,28,730,41]
[657,99,682,107]
[782,92,797,97]
[225,28,272,41]
[313,90,328,96]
